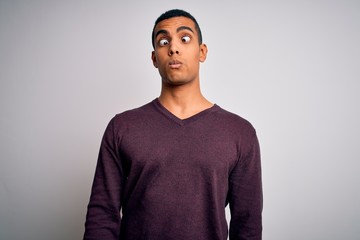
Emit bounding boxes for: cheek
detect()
[156,53,168,65]
[187,47,201,60]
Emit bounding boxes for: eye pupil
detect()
[182,36,190,43]
[159,39,169,46]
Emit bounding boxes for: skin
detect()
[151,17,213,119]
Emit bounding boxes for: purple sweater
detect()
[84,99,262,240]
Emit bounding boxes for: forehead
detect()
[154,16,196,35]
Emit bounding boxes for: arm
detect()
[84,118,124,239]
[229,131,263,240]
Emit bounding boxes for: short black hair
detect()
[151,9,203,49]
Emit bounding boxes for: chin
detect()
[163,79,191,87]
[162,75,194,86]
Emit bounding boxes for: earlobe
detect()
[199,44,208,63]
[151,51,158,68]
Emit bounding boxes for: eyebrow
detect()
[155,26,194,39]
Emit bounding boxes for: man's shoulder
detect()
[213,105,256,133]
[103,100,157,134]
[114,100,155,120]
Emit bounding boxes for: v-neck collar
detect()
[152,98,218,126]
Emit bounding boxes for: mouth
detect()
[169,60,182,69]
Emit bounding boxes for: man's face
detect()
[151,17,207,86]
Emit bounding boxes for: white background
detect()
[1,0,359,239]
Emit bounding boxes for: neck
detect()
[158,80,213,119]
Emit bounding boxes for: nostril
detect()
[169,49,179,56]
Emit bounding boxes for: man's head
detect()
[152,9,203,49]
[151,9,208,87]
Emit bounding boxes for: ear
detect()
[199,44,208,63]
[151,51,158,68]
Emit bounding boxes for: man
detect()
[84,9,262,240]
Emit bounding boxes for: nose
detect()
[168,42,180,56]
[169,49,179,56]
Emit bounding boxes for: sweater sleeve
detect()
[84,117,124,240]
[228,130,263,240]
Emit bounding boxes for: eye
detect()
[159,39,169,46]
[181,35,191,43]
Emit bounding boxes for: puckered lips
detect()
[169,59,182,69]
